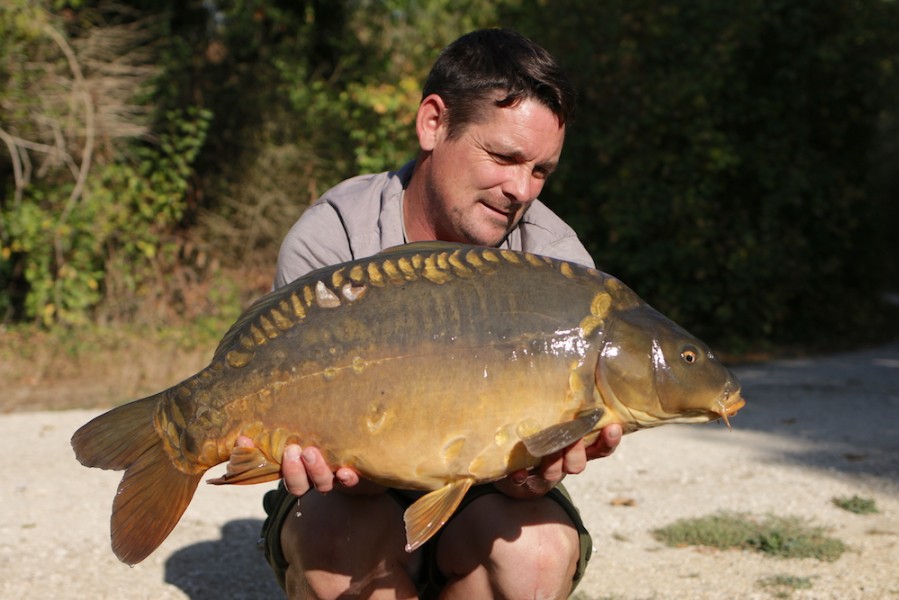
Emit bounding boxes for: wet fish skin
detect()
[71,242,744,564]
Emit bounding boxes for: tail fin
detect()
[71,395,203,565]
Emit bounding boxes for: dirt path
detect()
[2,342,897,599]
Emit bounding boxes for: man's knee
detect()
[279,491,419,599]
[494,517,579,595]
[438,494,580,598]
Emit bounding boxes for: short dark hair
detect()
[422,29,576,139]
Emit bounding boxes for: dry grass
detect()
[0,258,276,414]
[0,323,217,413]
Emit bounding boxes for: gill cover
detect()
[596,305,737,428]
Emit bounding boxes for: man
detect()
[256,29,623,599]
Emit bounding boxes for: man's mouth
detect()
[479,201,513,222]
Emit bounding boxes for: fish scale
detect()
[71,241,745,565]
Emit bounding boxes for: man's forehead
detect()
[475,103,563,156]
[474,93,564,126]
[468,99,563,134]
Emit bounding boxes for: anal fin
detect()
[521,408,604,457]
[403,479,473,552]
[207,446,281,485]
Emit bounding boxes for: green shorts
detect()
[261,482,593,598]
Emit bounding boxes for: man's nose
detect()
[503,166,539,204]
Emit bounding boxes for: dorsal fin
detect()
[211,261,339,361]
[211,287,291,361]
[378,241,475,256]
[213,242,480,361]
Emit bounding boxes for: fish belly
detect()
[259,347,590,490]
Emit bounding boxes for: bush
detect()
[0,4,212,325]
[511,0,899,350]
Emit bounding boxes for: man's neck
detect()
[402,158,437,243]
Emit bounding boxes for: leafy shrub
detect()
[511,0,899,350]
[1,107,210,325]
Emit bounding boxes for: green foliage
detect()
[4,0,899,351]
[333,0,503,173]
[832,495,879,514]
[510,0,899,350]
[0,2,215,325]
[653,511,846,562]
[3,191,101,325]
[160,0,500,266]
[268,0,502,180]
[341,76,421,173]
[0,1,49,40]
[1,107,211,325]
[1,0,503,325]
[757,574,814,598]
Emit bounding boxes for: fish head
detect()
[595,304,745,431]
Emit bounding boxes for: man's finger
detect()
[282,444,311,496]
[585,424,623,460]
[561,440,587,474]
[538,452,565,483]
[302,446,336,493]
[335,468,360,488]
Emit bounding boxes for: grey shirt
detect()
[274,161,594,287]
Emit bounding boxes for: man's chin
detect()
[454,213,519,247]
[460,230,510,248]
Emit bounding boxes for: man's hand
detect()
[584,423,622,460]
[235,436,385,496]
[237,423,622,500]
[494,423,623,500]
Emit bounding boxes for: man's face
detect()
[422,97,565,246]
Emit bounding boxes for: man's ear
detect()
[416,94,448,152]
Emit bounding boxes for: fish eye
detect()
[681,346,699,365]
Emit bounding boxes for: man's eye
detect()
[492,153,515,164]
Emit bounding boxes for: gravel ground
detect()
[2,342,897,599]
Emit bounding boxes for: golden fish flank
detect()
[366,402,390,433]
[71,241,745,566]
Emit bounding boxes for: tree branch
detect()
[0,127,26,207]
[42,23,95,223]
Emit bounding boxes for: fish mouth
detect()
[715,384,746,431]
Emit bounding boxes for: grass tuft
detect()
[832,495,879,514]
[653,511,846,562]
[757,574,815,598]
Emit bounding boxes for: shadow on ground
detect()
[165,519,285,600]
[724,340,899,485]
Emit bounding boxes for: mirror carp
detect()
[72,242,744,565]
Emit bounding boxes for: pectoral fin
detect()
[521,408,604,457]
[403,479,474,552]
[379,241,459,255]
[207,446,282,485]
